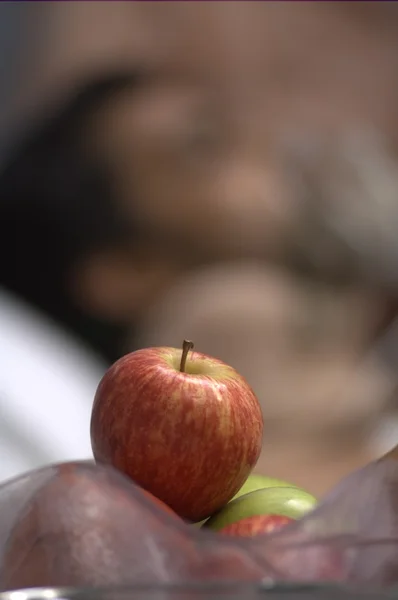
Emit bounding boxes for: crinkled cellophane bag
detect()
[1,457,398,599]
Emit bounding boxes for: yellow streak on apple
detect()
[137,341,263,520]
[162,348,243,443]
[161,349,242,382]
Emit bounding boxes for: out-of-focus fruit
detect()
[0,461,192,590]
[90,340,263,521]
[219,514,294,537]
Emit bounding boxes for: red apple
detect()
[141,488,178,517]
[219,514,294,537]
[90,340,263,521]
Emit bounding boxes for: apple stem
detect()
[180,340,194,373]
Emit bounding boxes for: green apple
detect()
[204,486,317,532]
[195,473,302,526]
[232,473,300,501]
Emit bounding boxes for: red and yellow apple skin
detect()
[219,513,294,537]
[90,344,264,522]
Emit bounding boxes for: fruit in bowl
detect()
[196,473,304,527]
[6,336,398,589]
[204,486,317,531]
[219,513,294,537]
[90,340,264,522]
[232,473,301,501]
[0,461,191,590]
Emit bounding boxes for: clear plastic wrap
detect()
[1,458,398,592]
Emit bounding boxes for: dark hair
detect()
[0,72,144,362]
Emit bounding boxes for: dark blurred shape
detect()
[0,73,146,363]
[0,2,44,162]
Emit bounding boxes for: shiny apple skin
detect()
[90,346,264,521]
[219,514,294,537]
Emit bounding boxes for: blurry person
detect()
[3,2,398,489]
[4,2,398,361]
[2,73,395,365]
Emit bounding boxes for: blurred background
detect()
[2,1,398,494]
